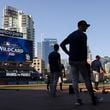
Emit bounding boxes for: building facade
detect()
[37,38,57,69]
[32,57,45,74]
[37,42,42,59]
[2,6,35,56]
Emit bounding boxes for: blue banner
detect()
[0,36,33,63]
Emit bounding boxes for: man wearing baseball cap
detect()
[78,20,90,28]
[60,20,98,105]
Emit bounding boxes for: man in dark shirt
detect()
[60,20,97,105]
[91,55,105,90]
[48,44,61,96]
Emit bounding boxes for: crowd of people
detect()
[47,20,106,106]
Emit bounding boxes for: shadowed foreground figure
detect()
[60,20,99,105]
[47,64,66,91]
[91,55,106,90]
[46,74,50,90]
[58,64,66,91]
[48,44,61,97]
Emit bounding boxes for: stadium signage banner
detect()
[0,36,33,63]
[6,72,31,77]
[0,29,23,37]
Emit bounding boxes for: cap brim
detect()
[87,24,90,27]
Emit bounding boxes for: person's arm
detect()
[101,67,106,73]
[99,62,106,73]
[61,64,66,77]
[63,67,66,77]
[58,53,61,65]
[60,37,70,55]
[48,53,51,64]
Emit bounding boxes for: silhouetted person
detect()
[60,20,97,105]
[91,55,106,90]
[47,64,65,91]
[46,74,50,90]
[48,44,61,97]
[58,64,66,91]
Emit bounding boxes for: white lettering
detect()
[6,73,17,76]
[0,46,24,53]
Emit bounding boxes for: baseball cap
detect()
[96,55,100,59]
[78,20,90,27]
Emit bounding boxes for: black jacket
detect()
[48,51,61,73]
[60,30,87,64]
[91,60,102,73]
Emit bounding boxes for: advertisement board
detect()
[0,36,33,63]
[0,29,23,38]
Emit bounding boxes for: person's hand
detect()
[100,69,106,74]
[63,74,66,78]
[103,70,106,74]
